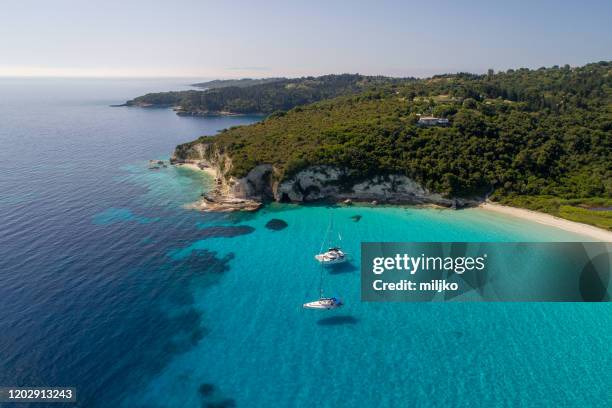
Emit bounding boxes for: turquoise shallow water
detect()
[125,205,610,408]
[0,79,609,408]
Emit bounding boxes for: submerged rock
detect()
[452,331,464,339]
[199,383,215,397]
[265,219,288,231]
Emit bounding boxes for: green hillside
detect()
[177,62,611,228]
[126,74,405,114]
[191,78,286,89]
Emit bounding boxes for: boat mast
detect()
[319,216,332,254]
[319,266,324,299]
[317,212,334,300]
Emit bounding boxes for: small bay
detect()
[0,79,608,408]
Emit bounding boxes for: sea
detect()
[0,79,609,408]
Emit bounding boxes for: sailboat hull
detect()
[303,298,343,310]
[314,251,347,265]
[314,256,347,265]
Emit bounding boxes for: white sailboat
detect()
[315,246,347,265]
[314,216,347,265]
[303,266,343,310]
[303,297,343,309]
[304,214,345,309]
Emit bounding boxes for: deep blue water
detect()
[0,79,610,408]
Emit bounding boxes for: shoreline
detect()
[174,162,262,212]
[175,162,217,179]
[171,161,611,240]
[479,202,612,242]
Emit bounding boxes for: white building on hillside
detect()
[418,116,450,126]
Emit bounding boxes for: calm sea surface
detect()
[0,79,609,407]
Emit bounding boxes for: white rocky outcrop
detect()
[275,166,465,206]
[228,164,274,199]
[173,142,475,209]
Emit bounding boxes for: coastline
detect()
[176,162,217,179]
[175,162,262,212]
[174,160,611,240]
[479,202,612,242]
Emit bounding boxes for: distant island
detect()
[134,63,611,230]
[124,74,409,115]
[191,77,286,89]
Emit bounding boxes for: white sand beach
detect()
[176,162,217,179]
[479,202,612,242]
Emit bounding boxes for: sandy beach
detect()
[479,202,612,242]
[176,162,217,179]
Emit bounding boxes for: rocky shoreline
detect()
[119,101,249,117]
[169,155,612,241]
[184,193,262,212]
[171,147,478,212]
[172,159,263,212]
[175,109,245,117]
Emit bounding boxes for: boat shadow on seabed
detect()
[316,315,360,326]
[326,262,358,274]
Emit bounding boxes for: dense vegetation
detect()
[191,78,286,89]
[180,62,611,227]
[126,74,404,114]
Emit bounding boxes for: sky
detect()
[0,0,610,78]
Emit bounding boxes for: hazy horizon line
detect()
[0,60,608,81]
